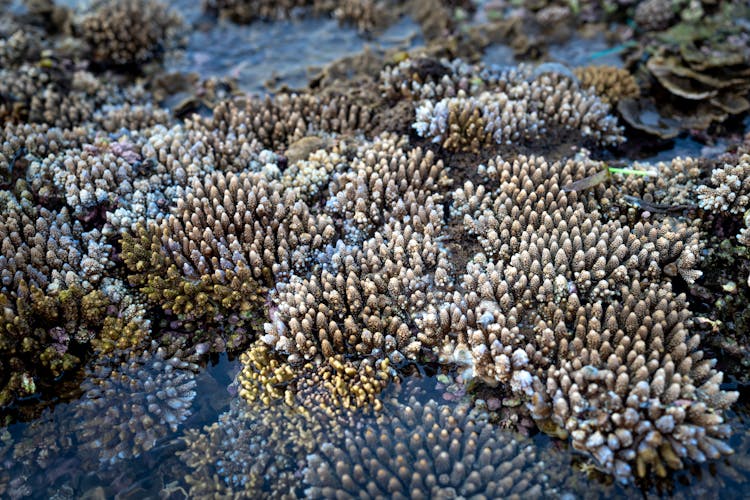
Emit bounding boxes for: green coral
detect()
[121,225,267,348]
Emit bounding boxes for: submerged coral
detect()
[72,345,198,465]
[179,395,339,498]
[304,396,551,499]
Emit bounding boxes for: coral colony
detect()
[1,0,750,497]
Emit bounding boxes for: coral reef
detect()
[237,340,394,414]
[1,1,748,494]
[0,182,113,405]
[261,133,451,363]
[179,395,339,498]
[122,168,335,351]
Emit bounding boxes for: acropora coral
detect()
[0,1,747,494]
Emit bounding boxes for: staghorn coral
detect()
[72,344,198,465]
[697,154,750,215]
[262,133,452,363]
[237,339,393,414]
[304,396,551,499]
[410,63,624,151]
[122,169,335,351]
[76,0,183,67]
[179,395,343,498]
[532,279,738,482]
[0,182,114,406]
[573,65,640,105]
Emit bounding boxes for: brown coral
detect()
[410,62,624,151]
[122,169,334,351]
[76,0,182,67]
[574,65,640,105]
[261,134,451,363]
[0,182,114,406]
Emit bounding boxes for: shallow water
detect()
[166,15,420,94]
[3,2,750,499]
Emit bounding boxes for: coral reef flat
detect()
[1,0,750,498]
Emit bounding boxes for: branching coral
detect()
[0,182,115,406]
[122,169,334,351]
[697,154,750,215]
[179,395,346,498]
[202,0,393,32]
[407,61,624,151]
[574,65,640,105]
[237,339,394,414]
[72,345,198,464]
[531,279,737,481]
[76,0,183,67]
[414,151,732,479]
[261,133,451,363]
[304,396,551,499]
